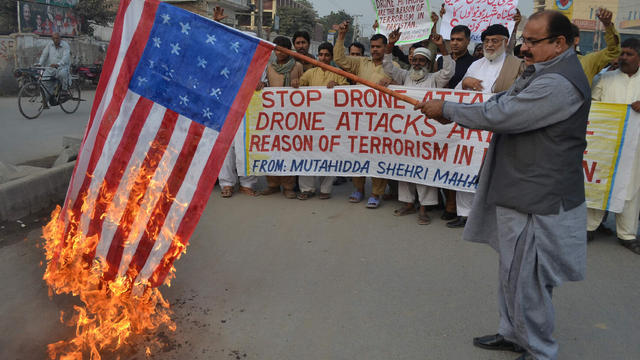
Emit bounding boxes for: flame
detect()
[42,156,185,359]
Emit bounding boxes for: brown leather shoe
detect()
[473,334,525,353]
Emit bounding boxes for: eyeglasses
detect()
[482,38,504,45]
[519,35,558,47]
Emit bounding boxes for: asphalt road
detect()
[1,181,639,360]
[0,92,638,359]
[0,90,94,165]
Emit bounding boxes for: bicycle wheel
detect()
[60,82,81,114]
[18,82,45,119]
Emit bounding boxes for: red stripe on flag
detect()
[61,0,136,219]
[82,97,154,263]
[124,122,206,281]
[59,0,159,254]
[89,0,135,123]
[148,41,274,287]
[102,110,180,281]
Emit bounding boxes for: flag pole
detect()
[274,45,419,107]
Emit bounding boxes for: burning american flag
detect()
[42,0,273,357]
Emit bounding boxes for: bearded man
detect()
[382,29,454,224]
[448,24,524,229]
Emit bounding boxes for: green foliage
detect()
[276,0,317,37]
[74,0,116,35]
[319,10,354,44]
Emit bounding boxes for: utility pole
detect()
[257,0,264,39]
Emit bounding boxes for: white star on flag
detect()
[180,22,191,35]
[220,67,230,79]
[179,94,189,106]
[137,76,148,86]
[161,13,170,24]
[197,57,207,69]
[202,107,212,119]
[148,60,155,68]
[170,43,181,55]
[209,88,221,99]
[206,34,217,45]
[152,37,161,48]
[230,41,240,53]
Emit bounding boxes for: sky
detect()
[311,0,535,37]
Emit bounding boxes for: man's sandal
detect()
[349,191,363,203]
[260,187,280,195]
[318,192,331,200]
[221,186,234,198]
[238,186,257,196]
[366,196,381,209]
[418,213,431,225]
[297,191,315,200]
[393,205,416,216]
[283,189,297,199]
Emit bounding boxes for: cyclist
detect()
[36,32,71,105]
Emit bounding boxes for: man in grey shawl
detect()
[415,11,590,360]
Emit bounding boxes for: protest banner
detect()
[440,0,518,42]
[235,86,639,212]
[373,0,433,44]
[584,103,639,212]
[237,86,490,193]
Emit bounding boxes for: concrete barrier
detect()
[0,161,75,221]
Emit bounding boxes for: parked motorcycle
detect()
[71,62,102,87]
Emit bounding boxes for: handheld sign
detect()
[440,0,519,42]
[373,0,433,44]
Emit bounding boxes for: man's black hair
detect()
[530,10,574,45]
[273,36,292,49]
[450,25,471,39]
[292,31,310,43]
[410,42,422,49]
[348,41,365,54]
[622,37,640,55]
[318,41,334,54]
[370,33,388,44]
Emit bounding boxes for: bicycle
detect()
[16,66,82,119]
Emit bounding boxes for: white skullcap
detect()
[413,47,432,61]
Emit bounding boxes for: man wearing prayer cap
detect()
[382,29,454,224]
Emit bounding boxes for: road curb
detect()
[0,161,75,222]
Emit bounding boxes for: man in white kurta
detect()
[450,24,523,228]
[587,38,640,254]
[38,32,71,93]
[382,30,454,224]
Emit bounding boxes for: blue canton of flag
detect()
[130,2,265,131]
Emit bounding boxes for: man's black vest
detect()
[485,52,591,215]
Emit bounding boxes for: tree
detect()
[0,0,18,35]
[276,0,317,37]
[319,10,354,44]
[74,0,116,35]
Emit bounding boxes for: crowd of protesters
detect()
[213,7,640,255]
